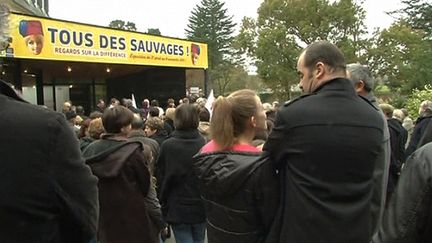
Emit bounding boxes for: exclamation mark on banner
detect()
[186,46,189,56]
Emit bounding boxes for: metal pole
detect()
[13,60,22,91]
[204,68,209,96]
[36,70,44,105]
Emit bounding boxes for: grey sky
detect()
[50,0,403,39]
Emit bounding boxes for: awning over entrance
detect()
[4,12,208,69]
[1,13,208,113]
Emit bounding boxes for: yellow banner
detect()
[5,13,208,69]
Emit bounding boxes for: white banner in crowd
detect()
[205,89,215,117]
[131,94,137,109]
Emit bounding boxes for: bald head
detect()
[302,41,346,73]
[297,41,347,93]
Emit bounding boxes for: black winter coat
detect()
[416,118,432,151]
[264,78,384,243]
[387,118,408,193]
[193,151,279,243]
[157,129,206,224]
[150,130,169,146]
[373,142,432,243]
[128,129,160,161]
[0,80,99,243]
[406,115,432,157]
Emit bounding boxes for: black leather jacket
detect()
[193,151,279,243]
[373,142,432,243]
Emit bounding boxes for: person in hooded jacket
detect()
[82,106,160,243]
[193,89,279,243]
[157,104,207,243]
[380,104,408,203]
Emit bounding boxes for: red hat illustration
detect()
[191,44,201,55]
[19,20,44,37]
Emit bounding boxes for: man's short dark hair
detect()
[151,99,159,107]
[131,114,144,130]
[110,98,119,105]
[149,107,160,117]
[303,41,346,73]
[174,104,199,130]
[102,106,134,133]
[198,107,210,122]
[65,110,77,121]
[76,105,85,115]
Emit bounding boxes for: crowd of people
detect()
[2,13,432,243]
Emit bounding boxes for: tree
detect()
[185,0,237,93]
[367,0,432,94]
[224,66,250,93]
[108,20,137,31]
[147,28,161,36]
[367,22,432,93]
[392,0,432,38]
[237,0,369,99]
[405,85,432,120]
[213,64,251,95]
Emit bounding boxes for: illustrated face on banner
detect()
[19,20,44,55]
[25,34,43,55]
[9,13,208,68]
[191,44,200,65]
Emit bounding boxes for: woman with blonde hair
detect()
[193,89,279,243]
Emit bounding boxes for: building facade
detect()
[1,12,208,113]
[4,0,48,16]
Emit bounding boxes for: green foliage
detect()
[366,0,432,94]
[389,95,408,110]
[185,0,237,68]
[237,0,369,100]
[375,84,391,95]
[234,17,257,56]
[147,28,161,36]
[393,0,432,38]
[108,20,137,31]
[367,21,432,93]
[245,74,266,92]
[185,0,237,94]
[405,85,432,119]
[0,4,10,52]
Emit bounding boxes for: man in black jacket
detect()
[264,41,384,243]
[0,5,98,242]
[380,104,407,201]
[347,63,391,233]
[373,142,432,243]
[0,81,99,242]
[406,100,432,157]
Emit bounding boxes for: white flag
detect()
[205,89,215,117]
[131,94,137,109]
